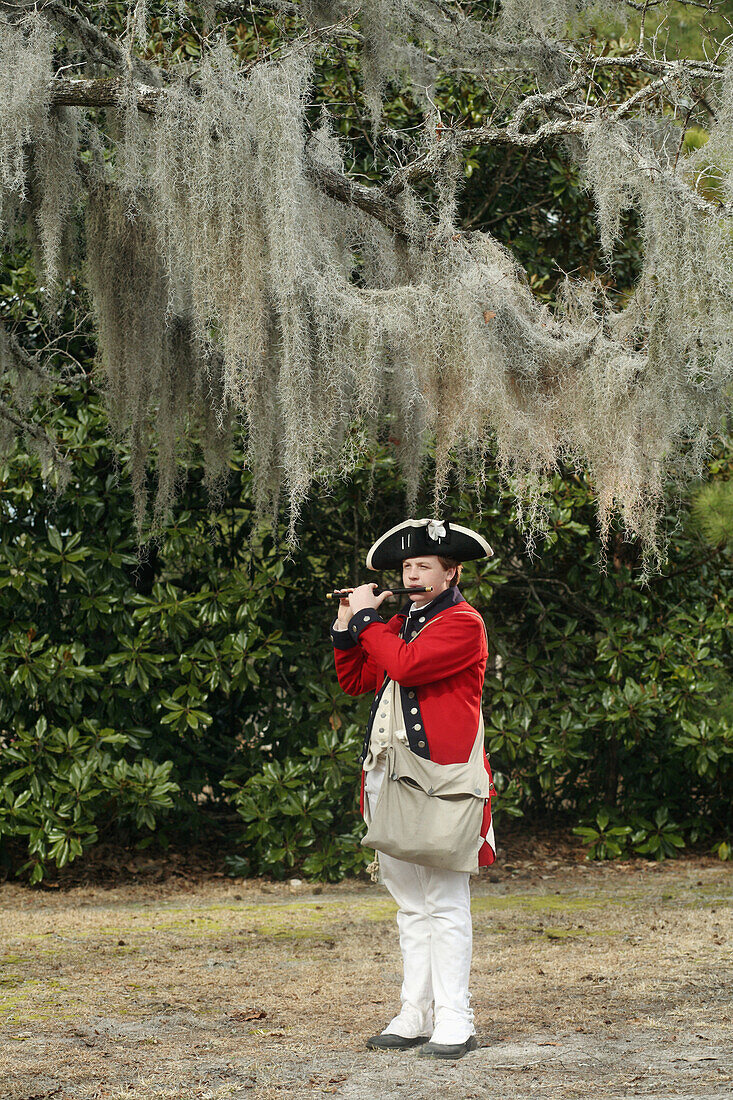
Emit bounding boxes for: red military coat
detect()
[332,585,496,867]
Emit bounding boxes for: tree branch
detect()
[306,164,413,238]
[382,55,727,215]
[49,75,164,112]
[44,53,732,244]
[212,0,304,18]
[576,52,723,79]
[43,76,414,237]
[0,323,48,385]
[0,397,68,478]
[0,398,45,437]
[625,0,725,10]
[660,545,729,578]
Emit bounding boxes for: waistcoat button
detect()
[418,740,426,748]
[411,707,418,715]
[408,691,415,699]
[414,723,422,731]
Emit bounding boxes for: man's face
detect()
[401,556,455,607]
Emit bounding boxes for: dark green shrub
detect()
[223,723,371,881]
[0,717,177,883]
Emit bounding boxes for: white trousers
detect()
[364,762,475,1046]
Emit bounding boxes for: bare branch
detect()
[578,52,722,79]
[510,71,589,127]
[625,0,724,9]
[0,329,64,465]
[49,75,163,112]
[191,0,365,41]
[612,73,673,119]
[0,397,46,438]
[212,0,303,18]
[0,395,69,479]
[383,53,723,200]
[307,163,412,238]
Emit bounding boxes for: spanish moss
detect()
[0,2,731,572]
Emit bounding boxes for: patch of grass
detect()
[541,927,622,941]
[471,893,610,914]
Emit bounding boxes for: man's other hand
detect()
[349,583,393,615]
[336,591,354,629]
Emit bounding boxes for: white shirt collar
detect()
[407,594,438,616]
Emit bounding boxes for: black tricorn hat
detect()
[366,518,494,570]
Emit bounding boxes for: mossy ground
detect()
[0,856,731,1099]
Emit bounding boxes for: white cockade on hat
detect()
[420,518,447,541]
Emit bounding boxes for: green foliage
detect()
[574,806,692,863]
[629,806,686,861]
[689,480,733,550]
[223,723,371,882]
[0,716,177,883]
[479,447,733,862]
[0,268,290,876]
[573,810,632,861]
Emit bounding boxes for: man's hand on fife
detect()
[336,591,354,629]
[348,583,393,615]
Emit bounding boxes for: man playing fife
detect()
[331,518,496,1060]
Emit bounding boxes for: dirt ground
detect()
[0,854,731,1100]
